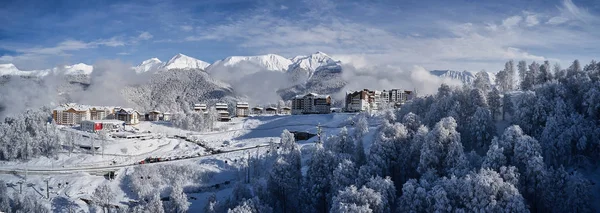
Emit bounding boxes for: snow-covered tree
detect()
[496,70,509,92]
[328,127,354,159]
[167,183,189,213]
[473,71,491,93]
[487,87,501,120]
[268,151,301,212]
[93,183,114,213]
[364,176,396,213]
[301,143,335,213]
[228,198,272,213]
[467,107,495,151]
[537,61,553,84]
[481,138,506,171]
[0,180,9,212]
[401,112,421,136]
[205,106,218,131]
[142,193,164,213]
[418,117,467,177]
[330,185,383,213]
[505,60,516,91]
[517,60,527,88]
[331,159,357,197]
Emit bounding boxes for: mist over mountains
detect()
[0,51,467,118]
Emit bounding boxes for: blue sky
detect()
[0,0,599,71]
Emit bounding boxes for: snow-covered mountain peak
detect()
[429,69,496,85]
[289,51,341,73]
[163,53,210,70]
[0,63,17,69]
[59,63,94,75]
[135,58,165,73]
[209,54,293,72]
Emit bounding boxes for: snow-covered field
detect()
[0,113,358,212]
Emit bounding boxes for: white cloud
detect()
[547,0,597,25]
[137,32,153,40]
[502,16,523,28]
[181,25,193,32]
[183,0,600,72]
[525,14,539,27]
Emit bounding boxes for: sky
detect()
[0,0,599,72]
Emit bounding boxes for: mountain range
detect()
[430,69,496,85]
[0,52,488,111]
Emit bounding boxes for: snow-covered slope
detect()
[290,51,341,73]
[287,52,342,84]
[122,69,240,113]
[0,64,42,76]
[430,70,475,84]
[162,53,210,70]
[54,63,94,75]
[430,70,496,85]
[207,54,292,72]
[0,63,93,77]
[134,58,164,73]
[279,52,345,100]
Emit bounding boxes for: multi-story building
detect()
[345,89,415,112]
[385,89,415,107]
[115,108,140,125]
[291,93,331,115]
[345,89,385,112]
[53,104,92,125]
[81,120,124,133]
[193,104,207,113]
[53,103,121,125]
[90,107,114,120]
[236,102,250,117]
[215,103,231,121]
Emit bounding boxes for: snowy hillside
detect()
[430,70,475,84]
[162,53,210,70]
[207,54,292,72]
[134,58,164,73]
[123,68,239,113]
[287,52,342,84]
[0,63,93,77]
[430,69,496,85]
[289,52,341,73]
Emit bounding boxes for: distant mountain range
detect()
[0,52,489,111]
[430,69,496,85]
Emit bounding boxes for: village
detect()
[50,89,415,134]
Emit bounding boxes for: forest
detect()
[219,59,600,212]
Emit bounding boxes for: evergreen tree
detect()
[536,61,553,84]
[330,185,383,213]
[517,60,527,89]
[495,70,509,92]
[93,183,114,213]
[487,87,501,120]
[331,159,357,197]
[168,183,189,213]
[505,60,516,90]
[0,180,9,213]
[418,117,467,177]
[302,143,335,213]
[481,138,507,171]
[473,71,491,93]
[364,176,396,213]
[467,107,495,151]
